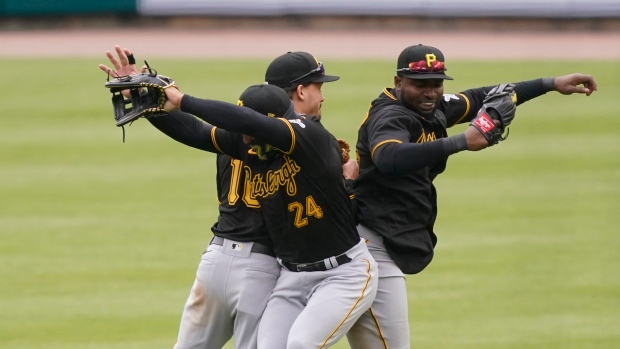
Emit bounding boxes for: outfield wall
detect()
[138,0,620,18]
[1,0,619,17]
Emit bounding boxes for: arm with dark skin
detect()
[374,73,599,175]
[447,74,599,126]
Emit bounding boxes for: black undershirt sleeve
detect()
[180,95,293,150]
[513,78,555,105]
[373,134,467,175]
[147,110,218,151]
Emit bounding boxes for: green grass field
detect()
[1,58,618,349]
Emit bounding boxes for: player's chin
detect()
[414,102,436,116]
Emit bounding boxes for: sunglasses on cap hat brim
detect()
[289,62,340,85]
[397,59,453,80]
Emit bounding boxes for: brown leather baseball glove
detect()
[337,139,351,164]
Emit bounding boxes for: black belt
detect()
[210,236,275,257]
[280,254,352,272]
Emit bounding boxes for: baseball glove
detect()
[337,139,351,164]
[470,83,517,146]
[104,64,177,127]
[470,108,504,145]
[483,83,517,130]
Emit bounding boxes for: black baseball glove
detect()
[104,64,177,127]
[470,83,517,146]
[483,83,517,130]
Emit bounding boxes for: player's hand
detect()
[554,73,597,96]
[99,45,138,78]
[163,85,183,112]
[342,159,359,180]
[464,120,502,151]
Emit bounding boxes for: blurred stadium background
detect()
[1,2,619,349]
[2,0,620,34]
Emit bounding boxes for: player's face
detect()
[395,76,444,116]
[294,82,324,118]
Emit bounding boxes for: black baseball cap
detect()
[265,51,340,89]
[237,83,295,118]
[396,44,453,80]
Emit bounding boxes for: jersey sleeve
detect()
[441,78,553,127]
[280,116,341,175]
[440,87,489,127]
[364,107,416,161]
[180,95,294,151]
[147,110,244,159]
[364,106,463,175]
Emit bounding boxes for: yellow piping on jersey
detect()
[211,127,236,158]
[359,105,372,127]
[210,127,223,153]
[371,139,403,162]
[383,87,397,101]
[360,88,395,127]
[449,93,470,127]
[318,258,375,349]
[277,118,296,154]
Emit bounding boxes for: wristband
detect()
[541,77,555,92]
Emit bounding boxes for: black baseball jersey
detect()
[355,79,551,274]
[212,154,272,247]
[180,96,360,263]
[147,112,272,248]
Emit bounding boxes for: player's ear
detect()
[293,84,305,101]
[394,75,402,88]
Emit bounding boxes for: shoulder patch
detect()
[289,119,306,128]
[442,94,460,102]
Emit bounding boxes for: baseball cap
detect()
[265,51,340,89]
[237,83,295,118]
[396,44,453,80]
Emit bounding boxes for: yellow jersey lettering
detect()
[288,202,308,228]
[287,196,323,229]
[416,130,437,143]
[306,196,323,219]
[243,155,301,200]
[227,159,243,205]
[242,167,260,208]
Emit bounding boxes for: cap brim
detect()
[310,74,340,83]
[401,73,453,80]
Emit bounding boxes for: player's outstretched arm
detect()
[553,73,597,96]
[163,88,294,151]
[464,120,503,151]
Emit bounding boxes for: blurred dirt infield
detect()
[1,27,619,60]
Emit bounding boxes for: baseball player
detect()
[100,46,280,349]
[155,82,378,349]
[347,44,597,348]
[263,51,359,188]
